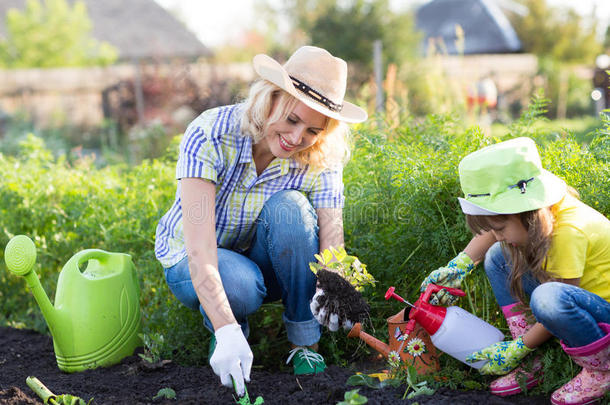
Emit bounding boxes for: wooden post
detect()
[132,58,145,126]
[557,68,568,120]
[373,40,384,113]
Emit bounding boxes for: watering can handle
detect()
[69,249,112,275]
[421,283,465,304]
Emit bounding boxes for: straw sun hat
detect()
[252,46,368,123]
[458,137,567,215]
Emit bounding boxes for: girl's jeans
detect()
[163,190,321,347]
[485,242,610,347]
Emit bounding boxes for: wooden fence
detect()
[0,62,255,130]
[1,54,589,132]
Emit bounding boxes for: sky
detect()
[154,0,610,49]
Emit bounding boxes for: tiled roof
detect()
[416,0,522,55]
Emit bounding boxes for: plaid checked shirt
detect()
[155,104,345,268]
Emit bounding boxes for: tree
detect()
[508,0,601,63]
[263,0,420,72]
[0,0,118,68]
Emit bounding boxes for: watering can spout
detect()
[4,235,59,333]
[348,322,391,357]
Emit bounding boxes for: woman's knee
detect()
[164,258,200,311]
[224,272,265,315]
[260,190,318,242]
[217,252,267,316]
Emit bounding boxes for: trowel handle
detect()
[421,283,465,304]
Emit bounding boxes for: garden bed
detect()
[0,327,552,404]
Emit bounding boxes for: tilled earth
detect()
[0,327,551,404]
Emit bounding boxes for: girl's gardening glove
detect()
[210,323,253,397]
[310,269,370,332]
[465,336,535,375]
[419,252,474,306]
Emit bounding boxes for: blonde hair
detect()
[240,79,351,169]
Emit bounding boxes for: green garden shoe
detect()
[208,335,216,363]
[286,346,326,375]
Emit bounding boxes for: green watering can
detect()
[4,235,142,372]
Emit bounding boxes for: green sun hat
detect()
[458,137,567,215]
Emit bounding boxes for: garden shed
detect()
[416,0,522,55]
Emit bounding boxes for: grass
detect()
[491,116,604,144]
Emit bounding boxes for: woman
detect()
[420,137,610,405]
[154,46,367,396]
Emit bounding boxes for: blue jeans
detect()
[484,242,610,347]
[163,190,321,346]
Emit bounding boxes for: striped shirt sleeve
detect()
[176,117,222,182]
[309,166,345,209]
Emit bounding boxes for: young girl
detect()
[420,137,610,405]
[154,46,367,395]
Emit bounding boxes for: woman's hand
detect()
[466,336,534,375]
[310,269,369,331]
[210,323,253,396]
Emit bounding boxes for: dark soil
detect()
[0,327,552,404]
[315,269,370,324]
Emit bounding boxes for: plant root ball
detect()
[315,269,370,323]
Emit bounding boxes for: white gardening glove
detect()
[210,323,253,397]
[310,269,370,332]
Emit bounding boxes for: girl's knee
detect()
[483,242,508,278]
[530,282,566,322]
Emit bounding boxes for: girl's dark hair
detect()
[465,208,556,303]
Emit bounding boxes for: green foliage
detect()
[402,365,435,400]
[138,332,165,364]
[508,0,601,63]
[152,387,176,400]
[346,373,400,389]
[52,394,94,405]
[233,385,264,405]
[267,0,420,72]
[310,247,376,291]
[337,389,368,405]
[0,0,118,68]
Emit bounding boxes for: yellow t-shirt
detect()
[545,194,610,301]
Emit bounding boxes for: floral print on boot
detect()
[551,323,610,405]
[490,307,542,396]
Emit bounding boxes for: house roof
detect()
[416,0,522,55]
[0,0,211,61]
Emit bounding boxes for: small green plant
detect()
[337,388,368,405]
[309,247,376,291]
[346,373,401,389]
[26,376,93,405]
[138,332,165,364]
[399,365,436,400]
[153,388,176,400]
